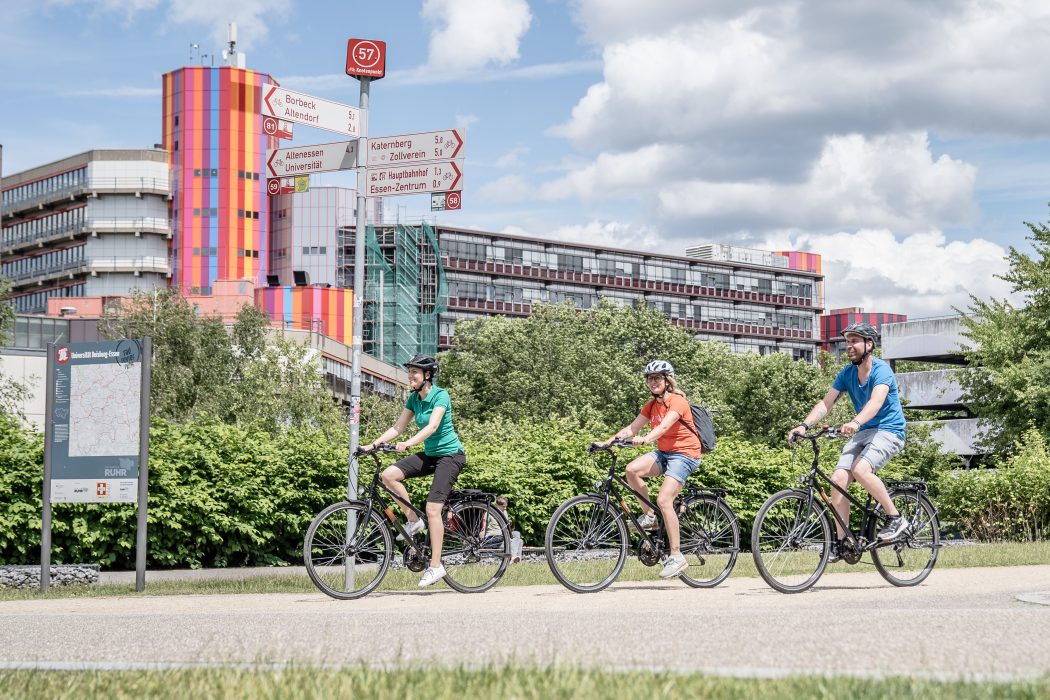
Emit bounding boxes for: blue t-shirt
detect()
[832,358,906,439]
[405,386,464,456]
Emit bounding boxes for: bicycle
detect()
[751,426,941,594]
[544,439,740,593]
[304,445,511,600]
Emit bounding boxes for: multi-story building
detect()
[821,307,908,358]
[882,315,989,466]
[161,64,275,294]
[270,186,356,288]
[437,228,824,361]
[1,149,171,314]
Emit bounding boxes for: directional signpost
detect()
[364,159,463,198]
[267,175,310,196]
[266,140,359,178]
[262,116,294,139]
[262,85,361,137]
[367,129,464,166]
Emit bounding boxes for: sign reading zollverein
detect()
[48,340,146,503]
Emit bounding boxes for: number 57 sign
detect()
[346,38,386,79]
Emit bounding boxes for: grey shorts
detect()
[835,429,905,472]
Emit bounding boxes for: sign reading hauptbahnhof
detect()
[48,340,147,503]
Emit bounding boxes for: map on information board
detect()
[69,362,142,457]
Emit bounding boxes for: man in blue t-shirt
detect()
[787,322,909,560]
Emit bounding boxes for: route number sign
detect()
[346,38,387,79]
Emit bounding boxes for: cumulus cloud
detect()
[657,132,978,232]
[478,175,532,203]
[422,0,532,72]
[166,0,290,49]
[760,228,1015,316]
[546,220,664,252]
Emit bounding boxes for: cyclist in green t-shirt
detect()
[363,354,466,588]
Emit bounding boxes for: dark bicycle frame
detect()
[588,439,738,557]
[792,428,932,554]
[352,446,508,557]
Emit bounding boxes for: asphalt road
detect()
[2,565,1049,680]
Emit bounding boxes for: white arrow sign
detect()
[266,141,359,178]
[367,129,465,167]
[262,85,361,137]
[364,159,464,198]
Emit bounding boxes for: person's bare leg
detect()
[625,454,660,514]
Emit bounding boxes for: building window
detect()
[193,208,201,216]
[193,169,201,177]
[252,211,259,219]
[210,168,218,176]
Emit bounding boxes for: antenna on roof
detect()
[222,22,246,68]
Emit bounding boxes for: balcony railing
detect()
[2,217,172,255]
[5,255,170,286]
[442,257,818,310]
[3,177,170,216]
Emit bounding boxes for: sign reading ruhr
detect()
[367,129,465,166]
[267,141,359,178]
[364,160,463,198]
[262,85,360,137]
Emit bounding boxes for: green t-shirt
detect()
[406,386,463,456]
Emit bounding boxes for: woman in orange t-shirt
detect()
[600,359,702,579]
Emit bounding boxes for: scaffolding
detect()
[363,222,446,366]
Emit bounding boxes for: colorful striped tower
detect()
[255,286,354,344]
[162,66,275,294]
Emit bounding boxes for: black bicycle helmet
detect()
[403,354,439,376]
[841,322,879,344]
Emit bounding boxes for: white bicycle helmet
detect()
[643,359,675,377]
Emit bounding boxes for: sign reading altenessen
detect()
[262,85,361,137]
[48,340,146,503]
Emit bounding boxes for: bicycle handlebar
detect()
[355,443,400,457]
[788,425,843,445]
[588,438,635,453]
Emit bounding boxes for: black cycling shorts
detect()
[393,451,466,504]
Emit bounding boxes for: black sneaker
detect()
[878,515,909,541]
[827,539,843,563]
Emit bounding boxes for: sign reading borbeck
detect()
[49,341,147,503]
[262,85,361,137]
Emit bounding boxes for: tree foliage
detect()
[441,300,844,446]
[0,275,28,421]
[957,218,1050,450]
[100,288,345,436]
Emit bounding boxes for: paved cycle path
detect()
[2,565,1049,680]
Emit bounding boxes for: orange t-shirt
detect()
[641,393,702,459]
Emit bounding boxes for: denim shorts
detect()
[835,429,905,472]
[652,450,701,485]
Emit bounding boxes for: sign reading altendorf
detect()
[262,85,361,137]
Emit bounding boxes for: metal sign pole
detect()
[135,337,152,592]
[40,343,55,593]
[348,76,370,497]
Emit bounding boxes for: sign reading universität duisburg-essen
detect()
[48,340,146,503]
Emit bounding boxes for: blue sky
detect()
[3,0,1049,316]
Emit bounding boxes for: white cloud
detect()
[478,174,532,203]
[495,147,528,168]
[761,227,1014,316]
[546,220,663,252]
[165,0,290,50]
[456,114,479,130]
[657,133,978,232]
[422,0,532,72]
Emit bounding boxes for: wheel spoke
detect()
[546,496,627,593]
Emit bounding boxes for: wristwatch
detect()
[798,421,811,430]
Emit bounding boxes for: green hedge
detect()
[1,413,1022,570]
[935,430,1050,541]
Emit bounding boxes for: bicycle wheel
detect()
[751,489,831,594]
[871,490,940,587]
[442,500,511,593]
[677,494,740,588]
[545,494,628,593]
[304,501,393,600]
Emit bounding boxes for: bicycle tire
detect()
[441,500,511,593]
[677,494,740,588]
[871,490,940,587]
[304,500,393,600]
[751,489,831,594]
[545,494,628,593]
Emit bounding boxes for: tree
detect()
[957,217,1050,451]
[440,300,740,430]
[100,288,346,436]
[0,276,28,422]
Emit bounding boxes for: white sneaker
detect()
[637,513,658,530]
[396,518,425,542]
[418,565,446,587]
[659,553,688,579]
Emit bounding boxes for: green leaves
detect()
[957,217,1050,451]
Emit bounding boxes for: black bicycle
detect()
[751,427,940,594]
[545,439,740,593]
[304,445,511,600]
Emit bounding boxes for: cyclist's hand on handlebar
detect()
[787,424,807,444]
[394,441,410,453]
[630,435,647,447]
[839,420,860,437]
